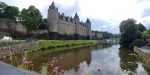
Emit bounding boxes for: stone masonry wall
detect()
[134,46,150,69]
[79,26,87,36]
[0,19,27,34]
[58,20,75,35]
[0,42,37,57]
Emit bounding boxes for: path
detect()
[0,61,41,75]
[140,46,150,53]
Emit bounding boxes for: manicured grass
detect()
[37,40,101,50]
[26,40,106,56]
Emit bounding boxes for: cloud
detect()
[41,0,80,18]
[141,8,150,18]
[90,18,119,33]
[56,0,80,16]
[141,16,150,29]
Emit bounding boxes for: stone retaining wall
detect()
[0,42,37,57]
[134,46,150,69]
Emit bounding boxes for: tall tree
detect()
[137,23,146,32]
[20,5,43,32]
[2,6,19,20]
[38,18,47,30]
[119,19,138,47]
[0,1,8,10]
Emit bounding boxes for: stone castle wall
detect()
[58,20,75,35]
[47,2,90,39]
[79,26,87,36]
[0,19,27,34]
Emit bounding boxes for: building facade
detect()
[47,2,91,40]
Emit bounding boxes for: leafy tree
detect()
[38,18,47,30]
[2,6,19,20]
[20,5,43,32]
[119,19,138,47]
[0,1,8,9]
[137,23,146,32]
[142,30,150,40]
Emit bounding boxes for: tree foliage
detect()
[20,5,43,32]
[38,18,47,30]
[119,19,139,47]
[3,6,19,20]
[137,23,146,32]
[141,30,150,40]
[0,5,19,20]
[101,31,119,39]
[0,1,8,9]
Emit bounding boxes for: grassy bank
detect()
[36,40,105,51]
[24,40,105,55]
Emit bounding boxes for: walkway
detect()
[140,46,150,53]
[0,61,41,75]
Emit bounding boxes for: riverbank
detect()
[134,46,150,72]
[37,40,104,50]
[0,40,106,57]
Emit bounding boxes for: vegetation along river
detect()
[0,43,150,75]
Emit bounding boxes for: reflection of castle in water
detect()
[30,46,92,72]
[0,44,113,73]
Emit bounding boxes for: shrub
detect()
[129,39,145,49]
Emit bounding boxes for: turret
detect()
[47,1,58,33]
[86,18,91,39]
[74,13,80,40]
[74,13,80,34]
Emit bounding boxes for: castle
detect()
[47,2,91,40]
[0,1,103,40]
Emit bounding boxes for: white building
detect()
[2,36,12,41]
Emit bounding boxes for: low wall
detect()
[0,42,37,57]
[134,46,150,69]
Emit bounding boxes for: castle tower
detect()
[47,2,59,39]
[86,18,91,40]
[74,13,80,40]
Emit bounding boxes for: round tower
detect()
[86,18,91,40]
[74,13,80,40]
[47,2,58,33]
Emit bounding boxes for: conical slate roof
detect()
[74,13,79,18]
[86,18,91,23]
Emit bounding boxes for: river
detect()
[0,43,149,75]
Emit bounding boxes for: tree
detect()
[2,6,19,20]
[137,23,146,32]
[119,19,138,47]
[20,5,43,32]
[38,18,47,30]
[0,1,8,9]
[142,30,150,40]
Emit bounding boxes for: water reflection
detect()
[119,47,138,73]
[119,47,148,75]
[0,44,149,75]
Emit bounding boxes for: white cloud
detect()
[1,0,150,33]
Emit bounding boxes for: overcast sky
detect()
[1,0,150,34]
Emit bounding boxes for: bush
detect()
[129,39,145,49]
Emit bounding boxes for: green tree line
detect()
[0,1,47,32]
[119,18,150,49]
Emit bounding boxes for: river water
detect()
[0,43,149,75]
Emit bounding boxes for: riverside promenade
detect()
[140,46,150,53]
[0,61,41,75]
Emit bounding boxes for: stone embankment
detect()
[0,42,37,57]
[134,46,150,69]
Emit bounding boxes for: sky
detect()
[1,0,150,34]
